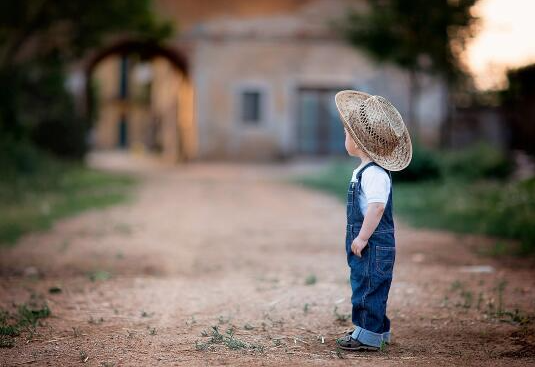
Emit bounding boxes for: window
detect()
[241,90,262,124]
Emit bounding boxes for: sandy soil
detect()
[1,159,534,366]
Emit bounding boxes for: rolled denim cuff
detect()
[383,330,391,343]
[351,326,383,348]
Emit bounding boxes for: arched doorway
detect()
[82,39,195,162]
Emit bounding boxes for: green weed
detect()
[79,350,89,363]
[297,160,535,254]
[0,160,135,246]
[0,298,51,348]
[195,326,264,353]
[88,316,104,325]
[87,270,111,282]
[333,306,351,323]
[305,274,317,286]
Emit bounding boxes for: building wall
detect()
[192,37,446,159]
[89,0,448,161]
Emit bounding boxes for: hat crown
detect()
[335,90,412,171]
[353,95,405,155]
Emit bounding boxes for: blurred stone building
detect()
[85,0,447,162]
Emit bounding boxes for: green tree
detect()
[0,0,171,68]
[0,0,172,158]
[500,64,535,156]
[339,0,478,138]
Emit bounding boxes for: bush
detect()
[0,56,89,162]
[441,143,513,180]
[392,145,441,182]
[32,117,88,160]
[298,157,535,255]
[0,137,43,177]
[484,177,535,253]
[0,153,136,245]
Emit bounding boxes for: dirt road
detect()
[1,160,534,366]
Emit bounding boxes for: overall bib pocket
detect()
[346,190,354,217]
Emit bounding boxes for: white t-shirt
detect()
[350,162,391,215]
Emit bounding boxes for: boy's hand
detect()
[351,236,368,257]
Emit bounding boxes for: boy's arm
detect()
[351,203,385,257]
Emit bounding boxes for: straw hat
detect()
[335,90,412,171]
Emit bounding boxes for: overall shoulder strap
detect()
[356,162,378,181]
[356,162,392,184]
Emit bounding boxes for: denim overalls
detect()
[346,162,395,348]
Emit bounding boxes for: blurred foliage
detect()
[0,137,42,176]
[393,145,441,182]
[394,143,512,182]
[0,140,136,245]
[339,0,479,139]
[0,0,172,161]
[0,53,88,158]
[340,0,478,82]
[500,63,535,156]
[0,0,172,67]
[441,143,513,180]
[298,144,535,254]
[395,178,535,254]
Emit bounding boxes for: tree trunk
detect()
[407,69,420,141]
[439,85,453,149]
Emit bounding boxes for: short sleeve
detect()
[360,167,390,204]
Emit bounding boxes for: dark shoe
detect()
[336,334,379,351]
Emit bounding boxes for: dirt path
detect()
[1,160,534,366]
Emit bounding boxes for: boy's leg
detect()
[382,315,391,344]
[347,241,395,349]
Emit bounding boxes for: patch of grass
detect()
[450,280,464,292]
[195,326,264,353]
[186,315,196,326]
[0,296,51,348]
[394,179,535,253]
[140,310,154,318]
[87,270,111,282]
[459,290,473,309]
[297,159,535,254]
[79,350,89,363]
[495,279,507,316]
[72,327,81,337]
[445,278,533,325]
[333,306,351,323]
[500,309,533,325]
[304,274,317,286]
[0,324,20,337]
[16,303,51,327]
[88,316,104,325]
[0,157,136,246]
[380,340,387,352]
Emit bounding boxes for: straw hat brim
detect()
[335,90,412,172]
